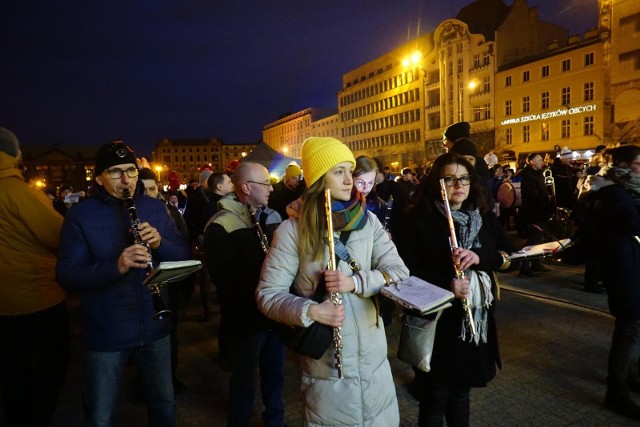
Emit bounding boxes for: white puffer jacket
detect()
[256,210,409,427]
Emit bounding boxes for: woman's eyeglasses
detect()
[442,175,472,187]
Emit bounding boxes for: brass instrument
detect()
[439,179,477,340]
[247,205,270,254]
[383,195,394,231]
[123,189,171,320]
[325,189,344,379]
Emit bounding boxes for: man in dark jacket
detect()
[268,163,303,219]
[519,153,552,277]
[204,162,285,427]
[56,141,190,426]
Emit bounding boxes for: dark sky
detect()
[0,0,597,157]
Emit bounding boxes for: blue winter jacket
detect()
[56,182,190,351]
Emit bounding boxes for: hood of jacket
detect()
[0,151,21,181]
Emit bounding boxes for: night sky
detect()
[1,0,598,158]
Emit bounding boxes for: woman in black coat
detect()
[395,153,515,427]
[589,145,640,420]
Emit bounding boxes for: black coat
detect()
[395,208,515,387]
[592,185,640,319]
[520,165,551,224]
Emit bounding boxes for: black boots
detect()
[605,383,640,420]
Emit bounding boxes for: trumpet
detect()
[247,205,270,254]
[123,189,171,320]
[439,179,477,341]
[325,189,344,379]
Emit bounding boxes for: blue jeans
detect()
[227,330,286,427]
[82,334,175,427]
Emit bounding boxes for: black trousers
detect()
[0,302,69,427]
[416,370,470,427]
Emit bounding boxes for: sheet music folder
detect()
[143,260,202,286]
[381,276,454,315]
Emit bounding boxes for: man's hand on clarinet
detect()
[117,244,152,274]
[324,270,355,293]
[453,248,479,271]
[137,222,161,249]
[451,276,470,300]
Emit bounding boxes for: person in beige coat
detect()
[256,137,409,426]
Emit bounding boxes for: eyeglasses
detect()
[442,175,472,187]
[354,179,375,189]
[107,167,139,179]
[245,180,272,188]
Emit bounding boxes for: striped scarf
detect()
[331,189,368,232]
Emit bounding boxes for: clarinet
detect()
[325,189,344,379]
[382,195,394,231]
[438,179,477,341]
[123,189,171,320]
[247,205,270,254]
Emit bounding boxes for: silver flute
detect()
[324,189,344,379]
[439,179,477,340]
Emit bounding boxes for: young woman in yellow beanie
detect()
[257,137,409,426]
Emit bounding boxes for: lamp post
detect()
[154,165,162,183]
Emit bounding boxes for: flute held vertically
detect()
[325,189,344,379]
[123,189,171,320]
[438,179,477,340]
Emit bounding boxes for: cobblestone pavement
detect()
[29,260,639,426]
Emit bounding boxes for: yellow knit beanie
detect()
[301,137,355,187]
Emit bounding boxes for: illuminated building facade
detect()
[152,138,256,183]
[603,0,640,143]
[495,31,607,163]
[262,108,336,158]
[21,144,96,192]
[337,33,433,168]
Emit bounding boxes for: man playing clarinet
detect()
[56,141,190,427]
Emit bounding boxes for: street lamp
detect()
[458,79,479,122]
[154,165,162,182]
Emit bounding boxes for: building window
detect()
[541,91,550,109]
[523,125,530,142]
[483,51,490,65]
[541,122,550,140]
[561,87,571,106]
[474,107,481,122]
[505,100,512,116]
[541,64,550,77]
[457,58,463,73]
[484,103,491,120]
[505,75,512,87]
[562,59,571,72]
[522,96,530,113]
[483,76,490,92]
[585,52,594,66]
[473,54,480,68]
[506,128,513,145]
[523,70,530,82]
[561,119,571,138]
[584,116,594,135]
[584,82,594,101]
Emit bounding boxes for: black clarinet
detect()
[123,189,171,320]
[247,205,270,254]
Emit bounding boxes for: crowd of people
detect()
[2,122,640,426]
